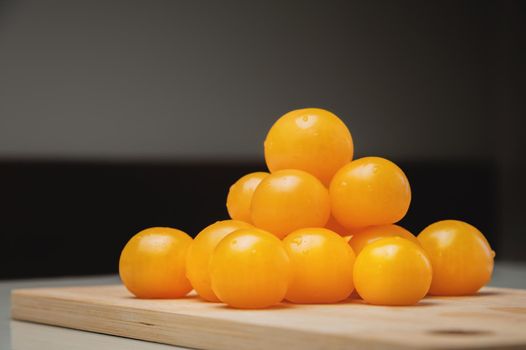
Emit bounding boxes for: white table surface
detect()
[2,262,526,350]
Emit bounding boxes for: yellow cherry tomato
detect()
[210,228,291,309]
[119,227,193,299]
[186,220,252,302]
[226,172,269,223]
[330,157,411,229]
[250,169,330,238]
[353,237,432,306]
[417,220,495,296]
[264,108,354,186]
[349,224,419,255]
[283,228,356,304]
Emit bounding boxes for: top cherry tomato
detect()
[417,220,495,296]
[330,157,411,229]
[250,169,331,238]
[226,172,269,224]
[264,108,353,186]
[119,227,193,299]
[186,220,252,301]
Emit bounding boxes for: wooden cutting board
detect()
[11,285,526,350]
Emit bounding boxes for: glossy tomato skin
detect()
[119,227,193,299]
[186,220,252,302]
[330,157,411,229]
[209,228,291,309]
[349,224,419,255]
[226,172,269,224]
[264,108,353,186]
[250,169,330,238]
[283,228,355,304]
[418,220,495,296]
[353,237,432,306]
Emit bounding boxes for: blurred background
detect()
[0,0,524,279]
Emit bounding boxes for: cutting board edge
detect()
[10,285,526,350]
[11,289,414,350]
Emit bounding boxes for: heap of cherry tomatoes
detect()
[119,108,495,309]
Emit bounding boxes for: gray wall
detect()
[0,0,501,161]
[0,0,524,259]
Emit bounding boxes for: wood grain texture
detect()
[10,285,526,350]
